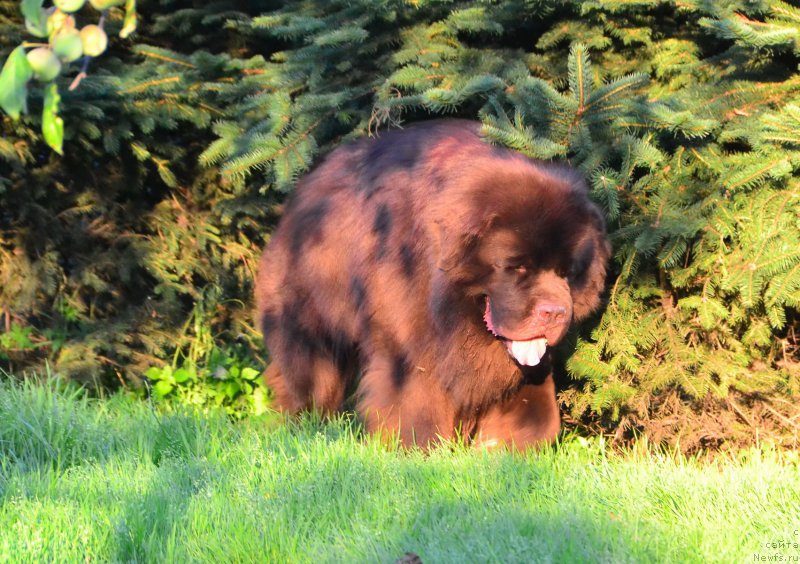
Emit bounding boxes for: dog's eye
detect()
[494,260,526,273]
[503,263,527,275]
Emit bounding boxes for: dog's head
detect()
[431,163,611,367]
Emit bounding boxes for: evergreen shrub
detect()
[1,0,798,446]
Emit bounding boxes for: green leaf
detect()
[42,83,64,155]
[144,366,166,381]
[120,0,138,39]
[224,381,241,398]
[20,0,43,21]
[21,0,47,38]
[0,47,33,120]
[153,380,174,397]
[149,365,174,384]
[241,367,260,381]
[173,367,191,383]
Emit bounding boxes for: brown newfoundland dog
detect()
[255,120,610,449]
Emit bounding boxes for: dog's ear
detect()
[571,209,612,321]
[431,212,496,273]
[432,221,475,272]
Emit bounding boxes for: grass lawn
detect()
[0,379,798,563]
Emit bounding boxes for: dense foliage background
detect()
[1,0,798,450]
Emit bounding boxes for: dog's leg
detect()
[264,338,350,416]
[358,352,457,448]
[473,374,560,450]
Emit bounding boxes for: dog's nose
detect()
[535,303,567,324]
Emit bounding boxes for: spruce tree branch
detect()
[727,158,791,191]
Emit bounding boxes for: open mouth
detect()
[483,298,548,367]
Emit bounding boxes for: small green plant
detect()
[0,323,38,360]
[1,297,85,368]
[141,293,269,416]
[143,348,270,418]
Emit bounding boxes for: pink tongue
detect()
[506,338,547,366]
[484,299,547,366]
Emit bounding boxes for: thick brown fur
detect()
[255,120,610,449]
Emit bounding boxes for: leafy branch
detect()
[0,0,138,153]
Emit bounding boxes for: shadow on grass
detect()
[250,431,680,563]
[365,501,667,563]
[112,456,221,562]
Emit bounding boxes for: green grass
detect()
[0,379,798,563]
